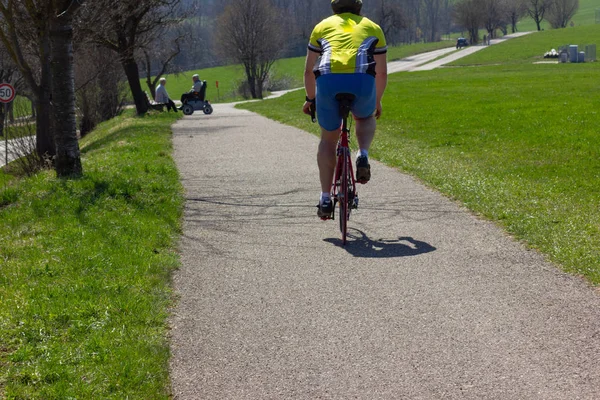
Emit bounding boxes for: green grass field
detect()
[0,111,183,398]
[450,24,600,66]
[237,39,600,284]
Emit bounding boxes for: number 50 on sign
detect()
[0,83,16,103]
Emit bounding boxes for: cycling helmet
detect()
[331,0,362,15]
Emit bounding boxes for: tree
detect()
[0,0,55,158]
[526,0,553,31]
[141,29,186,100]
[50,0,84,177]
[371,0,406,45]
[547,0,578,28]
[453,0,482,45]
[0,0,84,176]
[422,0,444,42]
[481,0,508,39]
[75,45,125,137]
[403,0,423,44]
[216,0,284,99]
[505,0,528,33]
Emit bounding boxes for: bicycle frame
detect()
[332,95,358,244]
[309,94,358,245]
[332,114,357,209]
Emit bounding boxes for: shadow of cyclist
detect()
[324,230,436,258]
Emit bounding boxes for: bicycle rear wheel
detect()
[339,150,349,245]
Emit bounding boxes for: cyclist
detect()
[302,0,388,219]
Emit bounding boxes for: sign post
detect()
[0,83,16,166]
[216,80,220,102]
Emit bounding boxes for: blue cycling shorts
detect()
[316,73,376,131]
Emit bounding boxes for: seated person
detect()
[154,77,177,112]
[180,74,205,105]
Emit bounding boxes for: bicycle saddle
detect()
[335,93,356,104]
[335,93,355,117]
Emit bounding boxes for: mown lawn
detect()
[237,62,600,285]
[0,110,183,398]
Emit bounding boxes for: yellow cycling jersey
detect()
[308,13,387,77]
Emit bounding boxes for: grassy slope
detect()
[0,111,183,398]
[450,24,600,66]
[236,33,600,284]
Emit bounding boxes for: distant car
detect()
[456,38,469,49]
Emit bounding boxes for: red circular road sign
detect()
[0,83,16,103]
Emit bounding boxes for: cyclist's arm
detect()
[374,53,388,118]
[303,50,318,115]
[304,50,318,100]
[374,53,387,103]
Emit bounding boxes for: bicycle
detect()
[311,93,359,245]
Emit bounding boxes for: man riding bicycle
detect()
[303,0,388,219]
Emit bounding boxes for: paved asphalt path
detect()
[170,100,600,398]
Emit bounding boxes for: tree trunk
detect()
[79,94,94,138]
[36,33,57,159]
[256,80,263,100]
[36,93,55,158]
[144,51,157,100]
[50,17,82,178]
[122,56,149,115]
[244,63,258,99]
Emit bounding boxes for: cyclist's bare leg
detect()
[354,114,375,183]
[354,115,376,154]
[317,128,339,193]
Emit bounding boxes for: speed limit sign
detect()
[0,83,16,103]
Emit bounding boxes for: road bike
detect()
[311,93,359,245]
